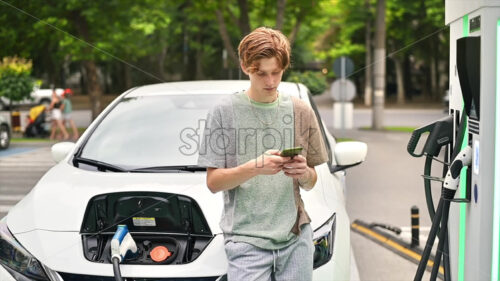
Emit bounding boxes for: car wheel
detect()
[0,124,10,149]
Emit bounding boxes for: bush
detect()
[0,57,34,105]
[285,71,328,96]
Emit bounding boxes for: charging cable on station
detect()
[413,146,472,281]
[408,113,469,281]
[111,225,138,281]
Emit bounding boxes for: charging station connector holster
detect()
[408,115,454,158]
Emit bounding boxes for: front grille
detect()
[57,272,219,281]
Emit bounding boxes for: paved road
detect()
[0,143,56,218]
[336,129,442,281]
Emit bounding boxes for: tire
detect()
[0,124,10,150]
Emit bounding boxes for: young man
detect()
[198,27,328,281]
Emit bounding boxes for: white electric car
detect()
[0,81,367,281]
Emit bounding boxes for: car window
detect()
[78,91,333,170]
[80,94,227,169]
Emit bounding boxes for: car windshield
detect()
[80,94,226,170]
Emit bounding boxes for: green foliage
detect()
[286,71,327,95]
[313,0,369,67]
[0,0,448,100]
[0,57,34,102]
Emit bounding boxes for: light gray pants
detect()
[224,224,314,281]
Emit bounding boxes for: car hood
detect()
[7,161,224,234]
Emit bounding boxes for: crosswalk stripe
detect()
[0,194,25,201]
[0,145,55,218]
[0,187,33,192]
[0,163,54,167]
[0,205,13,213]
[0,169,51,173]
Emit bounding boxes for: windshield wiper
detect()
[73,156,127,172]
[129,165,206,173]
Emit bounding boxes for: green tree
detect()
[0,56,34,110]
[286,71,327,95]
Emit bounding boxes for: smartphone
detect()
[280,147,303,157]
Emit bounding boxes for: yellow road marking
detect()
[351,222,444,275]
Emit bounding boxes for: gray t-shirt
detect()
[198,91,328,249]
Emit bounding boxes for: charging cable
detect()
[414,145,472,281]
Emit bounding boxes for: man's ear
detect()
[240,62,249,75]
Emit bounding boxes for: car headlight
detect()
[313,213,336,269]
[0,220,49,280]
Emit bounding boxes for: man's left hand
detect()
[283,155,309,180]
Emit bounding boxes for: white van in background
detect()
[0,88,64,110]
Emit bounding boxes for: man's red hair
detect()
[238,27,291,73]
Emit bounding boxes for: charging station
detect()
[445,1,500,280]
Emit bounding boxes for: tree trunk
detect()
[429,39,438,100]
[158,46,168,81]
[80,64,88,94]
[71,10,102,120]
[288,9,305,46]
[403,55,412,100]
[372,0,386,130]
[195,33,204,80]
[423,64,432,98]
[62,54,72,88]
[394,57,405,104]
[215,9,239,67]
[432,41,442,101]
[430,56,438,100]
[238,0,251,35]
[364,0,372,106]
[276,0,286,30]
[82,60,103,120]
[123,64,132,90]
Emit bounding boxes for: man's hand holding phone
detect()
[282,154,309,179]
[279,147,308,180]
[253,150,291,175]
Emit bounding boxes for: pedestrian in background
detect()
[61,88,79,141]
[48,89,69,140]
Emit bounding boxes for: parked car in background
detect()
[0,115,10,149]
[0,81,367,281]
[0,88,64,110]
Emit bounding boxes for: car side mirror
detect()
[51,142,76,163]
[330,141,367,173]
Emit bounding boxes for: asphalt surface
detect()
[336,129,443,281]
[0,142,55,218]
